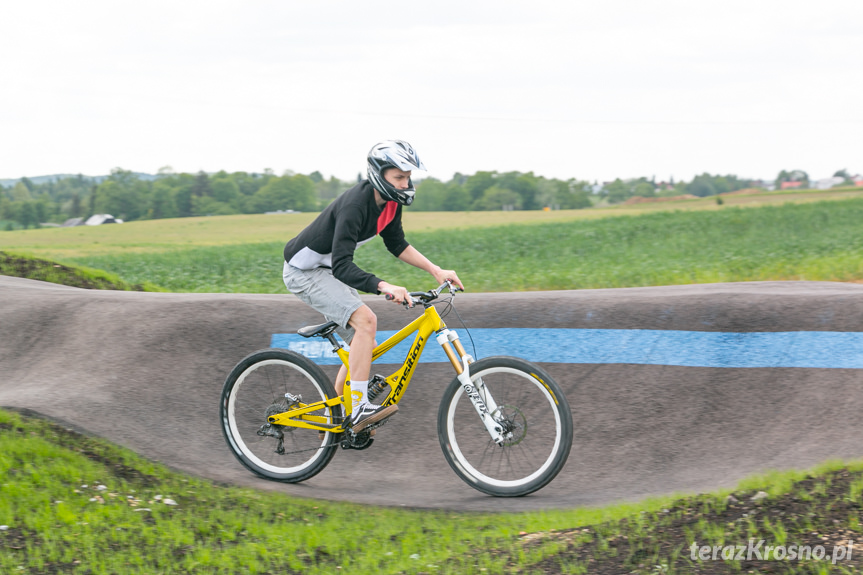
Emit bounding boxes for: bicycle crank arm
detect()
[456,364,505,444]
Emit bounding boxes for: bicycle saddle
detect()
[297,321,339,339]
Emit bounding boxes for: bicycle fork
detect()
[436,329,506,445]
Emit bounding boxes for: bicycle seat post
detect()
[325,333,341,352]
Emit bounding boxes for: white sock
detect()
[350,380,369,411]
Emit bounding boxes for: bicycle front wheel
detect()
[438,356,573,497]
[221,349,339,483]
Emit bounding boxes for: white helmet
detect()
[367,140,426,205]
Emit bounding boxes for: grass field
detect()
[3,408,862,574]
[2,186,862,261]
[0,196,857,294]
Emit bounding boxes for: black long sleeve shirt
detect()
[283,180,410,294]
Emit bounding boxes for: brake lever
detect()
[385,293,416,308]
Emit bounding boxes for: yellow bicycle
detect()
[220,281,573,497]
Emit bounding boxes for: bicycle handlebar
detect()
[385,280,462,307]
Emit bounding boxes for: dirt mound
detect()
[0,251,144,291]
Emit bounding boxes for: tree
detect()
[687,174,718,197]
[17,201,37,228]
[87,185,97,217]
[473,185,522,211]
[632,181,656,198]
[191,171,212,198]
[94,181,144,221]
[412,179,448,211]
[149,181,178,219]
[605,179,631,204]
[10,182,32,202]
[441,184,471,211]
[464,171,497,202]
[0,195,12,222]
[559,180,593,209]
[497,172,539,210]
[232,172,269,197]
[107,168,139,188]
[70,193,82,218]
[192,196,237,216]
[314,176,347,208]
[775,169,809,189]
[249,174,317,213]
[210,177,241,205]
[833,169,854,186]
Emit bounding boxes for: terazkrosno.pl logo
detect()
[690,539,854,564]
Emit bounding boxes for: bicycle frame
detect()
[266,301,484,435]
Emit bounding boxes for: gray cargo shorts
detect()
[282,262,364,343]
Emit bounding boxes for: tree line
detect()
[0,166,843,230]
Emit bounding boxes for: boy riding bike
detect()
[282,140,464,432]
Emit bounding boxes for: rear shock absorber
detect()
[367,374,388,402]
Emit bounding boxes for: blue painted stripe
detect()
[270,329,863,369]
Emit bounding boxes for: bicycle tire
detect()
[437,356,573,497]
[220,348,339,483]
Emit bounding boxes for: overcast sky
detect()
[2,1,861,184]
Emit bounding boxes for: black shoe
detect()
[350,403,398,432]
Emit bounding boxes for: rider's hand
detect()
[432,268,464,291]
[378,281,412,307]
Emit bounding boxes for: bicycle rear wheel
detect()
[220,349,340,483]
[438,356,572,497]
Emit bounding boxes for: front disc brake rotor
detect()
[492,405,527,446]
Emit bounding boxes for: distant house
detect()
[753,180,775,191]
[853,175,863,187]
[780,181,804,190]
[813,176,846,190]
[62,217,85,227]
[84,214,123,225]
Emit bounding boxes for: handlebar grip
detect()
[385,293,413,307]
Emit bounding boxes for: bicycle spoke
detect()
[221,351,339,482]
[439,357,572,496]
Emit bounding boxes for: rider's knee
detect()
[349,305,377,335]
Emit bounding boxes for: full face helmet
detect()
[367,140,426,205]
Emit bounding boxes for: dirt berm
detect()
[2,275,862,512]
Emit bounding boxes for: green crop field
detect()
[1,189,863,294]
[2,185,862,261]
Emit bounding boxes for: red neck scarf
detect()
[377,201,398,234]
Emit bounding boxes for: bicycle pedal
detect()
[366,419,389,431]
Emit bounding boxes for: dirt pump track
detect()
[2,275,863,512]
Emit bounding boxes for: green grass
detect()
[0,408,679,574]
[53,198,863,293]
[0,251,164,291]
[3,408,862,574]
